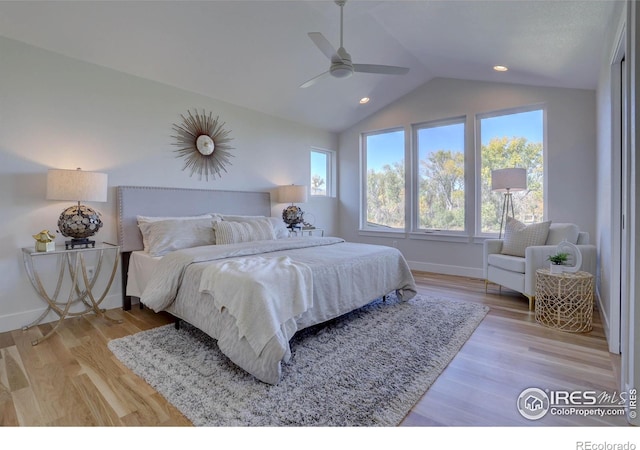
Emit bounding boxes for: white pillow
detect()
[137,214,216,252]
[546,223,580,245]
[500,217,551,257]
[220,214,289,239]
[138,217,217,257]
[268,217,289,239]
[214,218,276,245]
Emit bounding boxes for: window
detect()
[362,129,405,230]
[310,148,334,197]
[358,104,545,239]
[477,107,544,234]
[414,117,465,232]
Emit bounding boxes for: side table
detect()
[535,268,594,333]
[22,242,122,345]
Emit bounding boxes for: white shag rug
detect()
[108,293,489,426]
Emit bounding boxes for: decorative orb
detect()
[282,205,304,227]
[57,204,103,239]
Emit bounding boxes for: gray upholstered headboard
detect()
[116,185,271,253]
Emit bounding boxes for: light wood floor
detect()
[0,272,627,426]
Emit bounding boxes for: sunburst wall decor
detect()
[171,110,234,181]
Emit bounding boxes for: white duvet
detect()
[140,237,416,384]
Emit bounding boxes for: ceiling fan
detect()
[300,0,409,88]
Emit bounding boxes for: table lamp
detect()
[46,168,108,249]
[277,184,307,230]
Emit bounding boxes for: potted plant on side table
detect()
[547,252,569,274]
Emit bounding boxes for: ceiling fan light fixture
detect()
[330,65,353,78]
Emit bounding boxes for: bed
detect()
[116,185,417,384]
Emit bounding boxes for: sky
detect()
[356,109,543,173]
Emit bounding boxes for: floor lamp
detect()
[491,168,527,238]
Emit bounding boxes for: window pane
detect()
[480,109,544,234]
[364,130,405,229]
[310,150,327,196]
[417,121,465,231]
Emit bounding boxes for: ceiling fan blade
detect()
[308,32,337,61]
[353,64,410,75]
[300,71,331,89]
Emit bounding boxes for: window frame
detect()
[356,103,546,243]
[310,147,335,198]
[360,127,407,233]
[474,104,546,237]
[411,115,467,236]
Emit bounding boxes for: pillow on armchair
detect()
[546,223,580,245]
[500,217,551,257]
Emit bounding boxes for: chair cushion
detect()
[546,223,580,245]
[500,217,551,257]
[487,253,526,274]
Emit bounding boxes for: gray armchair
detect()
[483,222,596,310]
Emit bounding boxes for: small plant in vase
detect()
[547,252,569,274]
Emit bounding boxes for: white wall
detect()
[0,37,337,333]
[338,77,597,277]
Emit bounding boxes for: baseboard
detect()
[0,293,123,334]
[408,260,483,279]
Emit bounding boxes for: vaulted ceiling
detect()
[0,0,619,132]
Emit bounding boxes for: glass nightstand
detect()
[288,227,325,237]
[21,242,122,345]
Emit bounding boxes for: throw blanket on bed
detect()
[141,237,344,312]
[199,256,312,357]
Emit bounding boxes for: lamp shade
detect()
[47,168,108,202]
[491,168,527,192]
[277,185,308,203]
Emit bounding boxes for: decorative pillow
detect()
[546,223,580,245]
[137,214,216,252]
[500,217,551,257]
[214,218,276,245]
[220,214,289,239]
[138,217,217,257]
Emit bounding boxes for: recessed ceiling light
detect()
[493,65,509,72]
[359,97,370,104]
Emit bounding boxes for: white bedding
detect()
[200,255,313,357]
[126,251,160,297]
[137,236,417,384]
